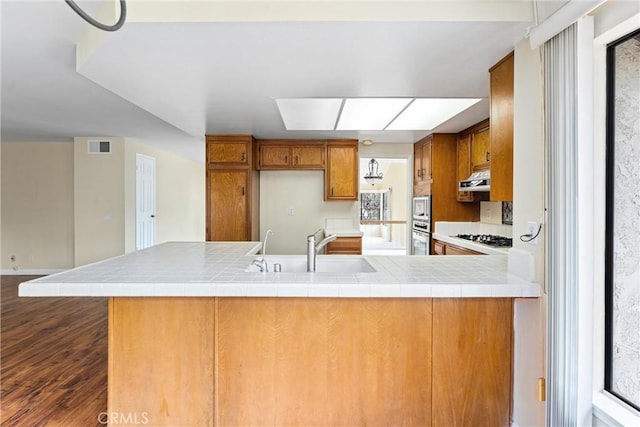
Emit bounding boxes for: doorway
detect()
[135,153,156,250]
[359,157,409,255]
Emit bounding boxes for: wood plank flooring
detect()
[1,275,108,426]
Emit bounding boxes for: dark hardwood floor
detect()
[1,275,108,426]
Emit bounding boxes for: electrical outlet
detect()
[527,221,539,245]
[287,207,294,216]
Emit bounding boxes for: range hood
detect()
[459,170,490,192]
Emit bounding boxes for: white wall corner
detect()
[508,248,536,282]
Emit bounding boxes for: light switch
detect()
[287,207,295,216]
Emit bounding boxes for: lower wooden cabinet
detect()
[325,236,362,255]
[109,297,513,427]
[432,238,484,255]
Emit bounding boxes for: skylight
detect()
[276,97,483,131]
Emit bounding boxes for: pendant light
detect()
[364,159,383,186]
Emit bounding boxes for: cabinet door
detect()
[445,243,483,255]
[489,52,514,201]
[433,240,446,255]
[207,142,250,168]
[471,127,490,171]
[260,146,291,168]
[456,134,474,202]
[414,142,423,185]
[325,142,358,201]
[421,140,432,181]
[325,237,362,255]
[293,146,325,169]
[208,171,248,241]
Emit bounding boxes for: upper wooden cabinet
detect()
[489,52,514,202]
[206,135,252,169]
[257,140,326,170]
[325,140,358,201]
[413,137,432,196]
[457,119,491,203]
[416,133,480,228]
[471,126,491,172]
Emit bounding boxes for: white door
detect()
[136,154,156,250]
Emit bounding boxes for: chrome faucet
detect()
[252,229,273,272]
[307,229,337,272]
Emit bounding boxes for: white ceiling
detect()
[1,1,534,162]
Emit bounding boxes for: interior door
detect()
[136,153,156,250]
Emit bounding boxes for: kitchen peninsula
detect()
[20,242,539,427]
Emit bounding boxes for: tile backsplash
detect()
[502,202,513,225]
[480,201,502,225]
[480,201,513,225]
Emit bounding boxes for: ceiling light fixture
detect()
[362,140,373,146]
[385,98,482,130]
[275,98,343,130]
[336,98,411,130]
[363,159,383,186]
[65,0,127,32]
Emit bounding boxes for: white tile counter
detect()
[19,242,540,298]
[431,233,509,255]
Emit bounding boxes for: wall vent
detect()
[88,140,111,154]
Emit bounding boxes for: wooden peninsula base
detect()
[108,297,513,427]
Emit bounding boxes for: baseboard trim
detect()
[1,269,66,276]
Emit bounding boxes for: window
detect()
[605,28,640,412]
[360,190,390,221]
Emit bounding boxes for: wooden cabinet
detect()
[206,135,259,241]
[489,51,514,202]
[325,236,362,255]
[417,133,480,230]
[471,126,491,171]
[206,135,251,168]
[432,298,513,426]
[257,140,326,170]
[325,140,358,201]
[432,238,484,255]
[413,138,432,196]
[110,297,513,426]
[457,119,491,203]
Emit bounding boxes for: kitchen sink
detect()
[244,255,376,273]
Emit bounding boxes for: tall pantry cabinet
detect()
[206,135,260,241]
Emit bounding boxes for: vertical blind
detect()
[545,23,579,426]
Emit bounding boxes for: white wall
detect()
[123,139,205,253]
[259,170,358,254]
[511,38,546,426]
[1,138,205,270]
[1,142,75,272]
[74,137,126,266]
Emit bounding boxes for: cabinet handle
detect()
[331,187,334,196]
[285,155,288,163]
[417,169,422,177]
[241,152,245,162]
[241,186,245,196]
[295,155,299,165]
[486,152,490,162]
[421,168,426,176]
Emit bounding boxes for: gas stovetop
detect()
[455,234,512,248]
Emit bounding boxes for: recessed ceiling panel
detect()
[276,98,343,130]
[386,98,483,130]
[336,98,412,130]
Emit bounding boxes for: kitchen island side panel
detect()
[107,296,513,427]
[108,298,215,427]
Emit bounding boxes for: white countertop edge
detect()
[431,233,509,255]
[20,281,542,298]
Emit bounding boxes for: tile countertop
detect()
[18,242,540,299]
[433,221,513,255]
